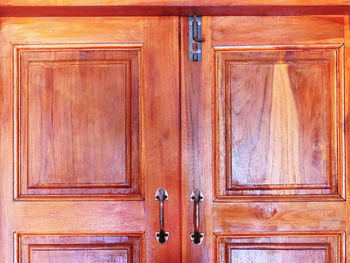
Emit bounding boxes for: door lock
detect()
[189,15,205,62]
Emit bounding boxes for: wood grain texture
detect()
[3,0,350,6]
[211,16,344,46]
[142,17,181,263]
[215,233,344,263]
[16,233,143,263]
[181,15,348,262]
[213,202,346,233]
[15,44,142,199]
[0,11,349,263]
[344,15,350,263]
[0,17,181,263]
[181,16,215,263]
[214,46,345,200]
[4,5,350,17]
[4,0,350,17]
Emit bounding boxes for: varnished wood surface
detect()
[344,16,350,263]
[181,16,214,263]
[3,3,350,16]
[216,233,343,263]
[3,0,350,5]
[1,13,350,263]
[16,46,142,199]
[211,16,344,45]
[214,46,344,200]
[0,17,181,263]
[181,16,348,262]
[17,234,143,263]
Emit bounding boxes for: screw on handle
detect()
[156,230,169,244]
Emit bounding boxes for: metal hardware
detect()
[190,189,204,245]
[189,15,205,61]
[155,188,169,244]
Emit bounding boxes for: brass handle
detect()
[155,188,169,244]
[190,189,204,245]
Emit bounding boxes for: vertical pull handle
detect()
[190,189,204,245]
[155,188,169,244]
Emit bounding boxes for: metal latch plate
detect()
[189,16,204,61]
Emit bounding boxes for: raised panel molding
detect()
[15,233,143,263]
[214,45,345,201]
[13,44,143,200]
[215,233,344,263]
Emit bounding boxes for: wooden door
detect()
[181,16,349,262]
[0,17,181,263]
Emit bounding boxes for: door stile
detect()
[180,16,214,263]
[344,15,350,263]
[143,16,182,263]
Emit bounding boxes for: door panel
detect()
[214,46,344,200]
[0,17,181,263]
[181,16,348,262]
[216,234,342,263]
[16,45,141,199]
[17,234,142,263]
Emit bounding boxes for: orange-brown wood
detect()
[3,0,350,16]
[181,16,348,262]
[216,233,343,262]
[3,0,350,5]
[16,233,143,262]
[345,15,350,263]
[214,46,344,201]
[15,45,142,199]
[181,16,214,263]
[1,8,350,263]
[3,6,350,17]
[4,2,350,16]
[0,17,181,263]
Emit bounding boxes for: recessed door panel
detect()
[214,47,344,200]
[16,46,142,199]
[17,234,142,263]
[216,234,342,263]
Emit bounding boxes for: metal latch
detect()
[189,15,205,62]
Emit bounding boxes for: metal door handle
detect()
[190,189,204,245]
[155,188,169,244]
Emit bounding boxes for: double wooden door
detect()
[0,15,349,263]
